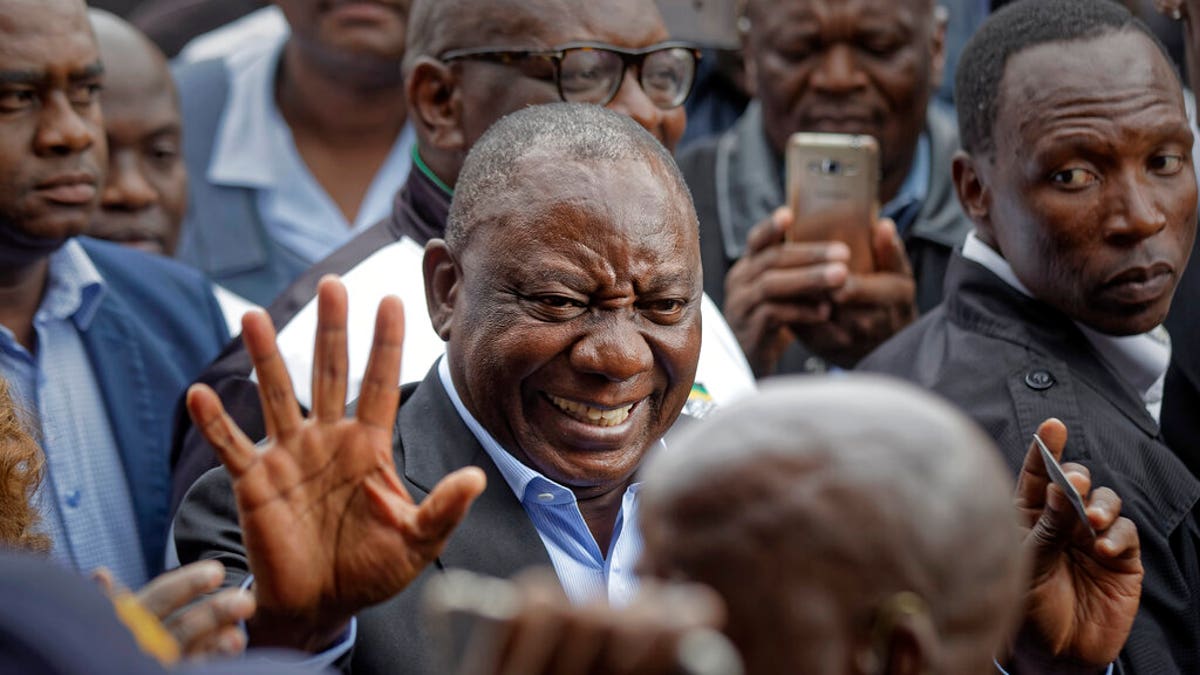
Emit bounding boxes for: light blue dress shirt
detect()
[0,240,148,588]
[437,357,644,605]
[206,34,416,265]
[880,133,930,233]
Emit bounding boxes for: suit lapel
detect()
[396,366,552,578]
[79,295,169,575]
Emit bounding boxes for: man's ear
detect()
[407,57,467,153]
[952,150,996,243]
[879,614,937,675]
[928,5,949,95]
[423,239,460,341]
[852,597,938,675]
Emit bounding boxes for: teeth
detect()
[548,394,633,427]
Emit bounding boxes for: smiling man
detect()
[174,104,704,674]
[167,0,755,516]
[862,1,1200,672]
[0,0,228,588]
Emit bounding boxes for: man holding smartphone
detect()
[678,0,969,375]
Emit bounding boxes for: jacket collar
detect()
[943,253,1161,437]
[397,366,553,577]
[385,149,452,247]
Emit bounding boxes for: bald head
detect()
[404,0,565,75]
[445,102,693,253]
[640,376,1027,675]
[86,9,185,255]
[90,9,170,98]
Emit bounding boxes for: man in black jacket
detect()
[863,1,1200,672]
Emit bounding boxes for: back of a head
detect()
[640,376,1027,674]
[956,0,1169,156]
[444,102,693,252]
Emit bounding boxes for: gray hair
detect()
[445,102,694,252]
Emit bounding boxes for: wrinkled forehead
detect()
[995,29,1185,140]
[466,155,697,262]
[748,0,932,26]
[448,0,668,50]
[0,0,95,61]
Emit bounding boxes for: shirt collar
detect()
[880,133,930,228]
[437,357,655,506]
[437,356,573,504]
[41,239,107,331]
[961,231,1171,420]
[207,34,290,189]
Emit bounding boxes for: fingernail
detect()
[227,591,255,614]
[220,632,244,654]
[828,242,851,259]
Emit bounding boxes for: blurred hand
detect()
[722,207,915,375]
[426,569,742,675]
[793,217,916,367]
[93,560,255,661]
[1009,418,1143,671]
[186,276,486,652]
[722,207,849,376]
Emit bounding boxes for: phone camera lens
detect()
[821,158,841,174]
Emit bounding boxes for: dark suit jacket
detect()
[862,253,1200,675]
[1163,235,1200,477]
[173,365,552,675]
[76,237,230,575]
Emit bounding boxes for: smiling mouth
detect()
[547,394,635,427]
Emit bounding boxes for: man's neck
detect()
[275,42,409,223]
[575,479,635,554]
[275,42,407,146]
[0,257,50,351]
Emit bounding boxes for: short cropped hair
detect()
[445,103,694,252]
[956,0,1175,156]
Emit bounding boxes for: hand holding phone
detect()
[785,132,880,274]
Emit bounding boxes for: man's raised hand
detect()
[1009,418,1143,671]
[185,276,486,652]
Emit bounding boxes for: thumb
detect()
[1025,476,1090,579]
[872,218,912,275]
[414,466,487,543]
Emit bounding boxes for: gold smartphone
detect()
[785,132,880,274]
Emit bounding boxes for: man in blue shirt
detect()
[175,104,703,673]
[0,0,229,585]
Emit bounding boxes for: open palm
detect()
[186,277,486,651]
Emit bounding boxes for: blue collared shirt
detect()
[207,34,416,265]
[437,357,644,605]
[0,240,148,588]
[880,133,930,233]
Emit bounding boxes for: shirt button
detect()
[1025,369,1056,391]
[64,490,81,508]
[537,492,555,503]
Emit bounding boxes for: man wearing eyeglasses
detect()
[169,0,755,541]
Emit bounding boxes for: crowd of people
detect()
[0,0,1196,673]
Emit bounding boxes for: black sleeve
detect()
[168,339,269,518]
[173,465,250,589]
